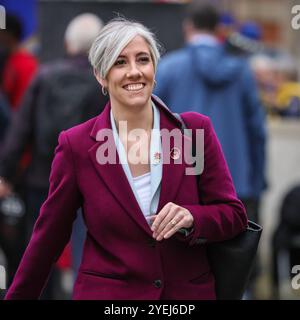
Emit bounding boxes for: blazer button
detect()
[153,279,162,288]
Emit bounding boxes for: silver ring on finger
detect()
[170,219,177,226]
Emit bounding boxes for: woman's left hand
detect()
[149,202,194,241]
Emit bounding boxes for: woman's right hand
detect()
[0,177,13,198]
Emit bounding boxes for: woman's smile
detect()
[123,83,145,91]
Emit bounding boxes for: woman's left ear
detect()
[94,70,107,88]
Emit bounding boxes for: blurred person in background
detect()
[0,14,38,110]
[250,54,278,116]
[273,54,300,118]
[0,13,106,299]
[225,21,264,57]
[251,52,300,118]
[155,1,267,298]
[271,185,300,299]
[0,14,38,191]
[217,12,237,43]
[0,91,10,145]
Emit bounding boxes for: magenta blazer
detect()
[5,96,247,300]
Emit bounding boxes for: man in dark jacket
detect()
[0,13,107,296]
[155,2,266,214]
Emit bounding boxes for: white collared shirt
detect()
[132,172,151,217]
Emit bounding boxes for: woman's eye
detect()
[138,56,150,64]
[114,59,126,66]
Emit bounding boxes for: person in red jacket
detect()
[0,14,38,110]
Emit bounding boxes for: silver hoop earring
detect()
[102,86,107,96]
[154,80,157,88]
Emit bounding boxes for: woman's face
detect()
[99,35,155,111]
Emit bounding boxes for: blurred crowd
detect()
[220,12,300,119]
[0,0,300,300]
[0,10,108,299]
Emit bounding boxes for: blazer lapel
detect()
[88,103,153,236]
[155,98,194,213]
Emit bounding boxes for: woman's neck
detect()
[112,101,153,134]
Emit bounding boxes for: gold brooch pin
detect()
[170,147,181,160]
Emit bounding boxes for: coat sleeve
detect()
[176,113,248,246]
[5,131,81,299]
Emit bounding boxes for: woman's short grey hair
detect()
[89,18,161,79]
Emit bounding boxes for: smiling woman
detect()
[89,19,161,178]
[95,36,155,114]
[4,18,247,300]
[89,19,159,122]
